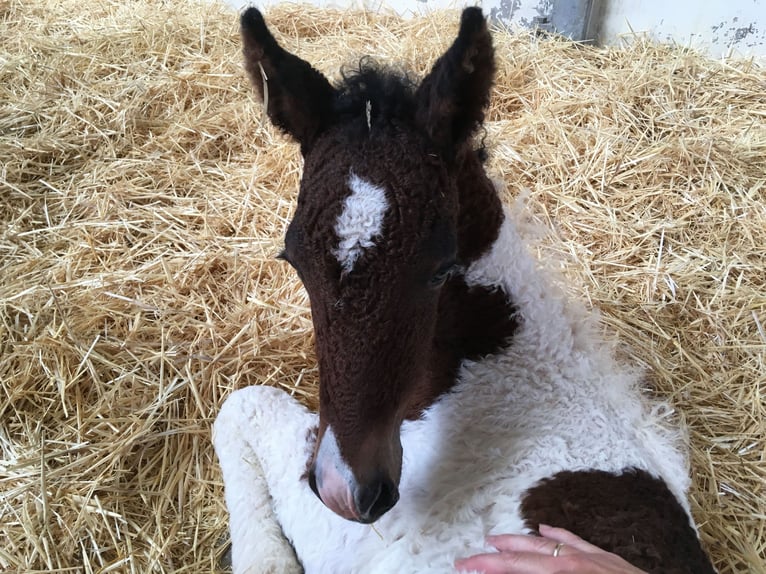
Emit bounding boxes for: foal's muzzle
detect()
[308,467,399,524]
[308,425,401,523]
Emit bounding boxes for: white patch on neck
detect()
[333,173,389,273]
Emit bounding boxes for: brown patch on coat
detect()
[521,468,716,574]
[406,278,519,419]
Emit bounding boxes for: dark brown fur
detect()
[406,279,519,419]
[241,9,336,155]
[521,468,716,574]
[454,147,505,262]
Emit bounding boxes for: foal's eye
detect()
[276,249,294,266]
[429,262,458,287]
[277,250,303,277]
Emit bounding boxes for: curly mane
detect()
[333,59,417,128]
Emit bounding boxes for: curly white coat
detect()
[213,206,692,574]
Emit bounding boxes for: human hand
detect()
[454,524,648,574]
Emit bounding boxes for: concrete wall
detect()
[596,0,765,58]
[225,0,766,58]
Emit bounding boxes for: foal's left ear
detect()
[414,8,495,154]
[240,8,337,155]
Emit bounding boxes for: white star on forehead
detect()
[333,172,389,273]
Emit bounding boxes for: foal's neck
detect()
[405,148,516,419]
[455,148,504,262]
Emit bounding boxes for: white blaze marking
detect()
[316,425,355,486]
[333,173,388,273]
[315,425,359,519]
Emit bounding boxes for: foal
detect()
[214,8,716,573]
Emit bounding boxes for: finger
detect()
[455,551,563,574]
[538,524,602,553]
[486,533,561,555]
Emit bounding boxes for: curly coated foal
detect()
[213,8,716,574]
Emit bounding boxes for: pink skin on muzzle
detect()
[311,425,361,521]
[310,423,402,523]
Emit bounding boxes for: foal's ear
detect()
[240,8,337,154]
[415,7,495,154]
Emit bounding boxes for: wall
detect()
[596,0,765,58]
[225,0,766,58]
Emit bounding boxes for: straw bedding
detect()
[1,0,764,571]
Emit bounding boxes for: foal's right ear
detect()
[240,8,337,155]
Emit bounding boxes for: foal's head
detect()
[242,7,496,523]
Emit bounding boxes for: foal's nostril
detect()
[355,477,400,524]
[307,468,320,499]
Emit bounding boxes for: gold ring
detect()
[552,542,564,557]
